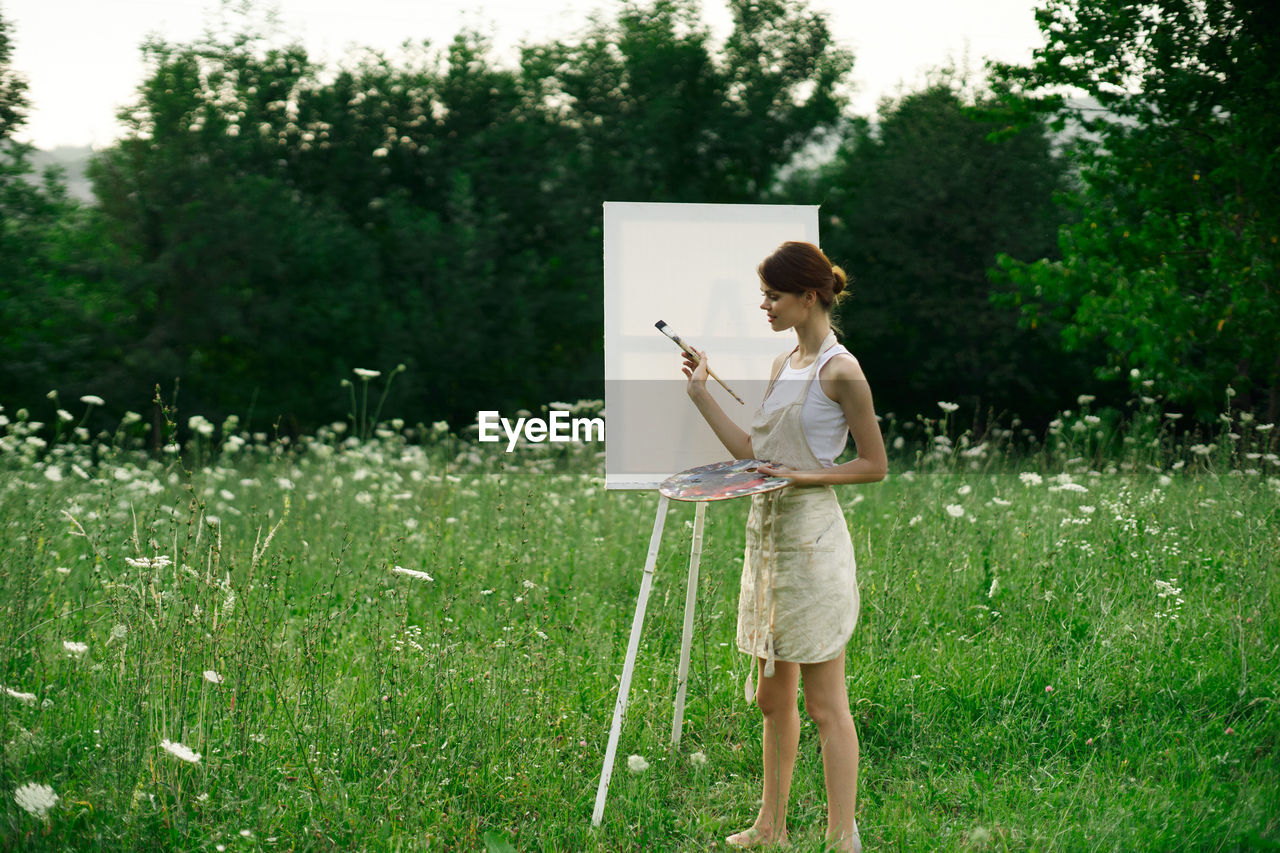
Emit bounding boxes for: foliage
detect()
[65,0,851,432]
[779,78,1086,425]
[989,0,1280,422]
[0,10,132,420]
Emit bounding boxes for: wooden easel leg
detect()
[591,494,671,827]
[671,500,706,747]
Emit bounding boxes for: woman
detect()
[681,241,886,852]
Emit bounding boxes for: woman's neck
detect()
[793,314,832,363]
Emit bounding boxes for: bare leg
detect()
[727,658,800,848]
[801,653,861,853]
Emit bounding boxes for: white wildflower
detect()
[1050,482,1089,493]
[908,514,923,526]
[937,401,959,413]
[1019,472,1043,486]
[1079,506,1096,514]
[62,641,88,656]
[353,368,381,379]
[1164,413,1183,420]
[957,484,972,496]
[991,497,1011,507]
[480,588,495,596]
[392,566,434,582]
[44,467,63,482]
[1154,579,1182,598]
[945,504,965,518]
[689,751,708,766]
[13,782,58,818]
[203,670,223,685]
[79,395,105,406]
[627,754,650,773]
[987,577,999,598]
[1077,394,1096,404]
[125,556,172,570]
[57,408,73,422]
[276,478,295,490]
[1189,444,1213,456]
[160,738,201,764]
[4,686,37,704]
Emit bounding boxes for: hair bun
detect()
[831,265,848,297]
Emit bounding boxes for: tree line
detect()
[2,0,1276,437]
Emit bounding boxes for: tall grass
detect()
[1,395,1277,851]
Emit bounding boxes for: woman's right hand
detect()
[681,348,709,397]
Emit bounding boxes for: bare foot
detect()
[726,825,788,848]
[824,824,862,853]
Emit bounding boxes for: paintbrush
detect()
[656,320,745,405]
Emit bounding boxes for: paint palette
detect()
[658,459,791,502]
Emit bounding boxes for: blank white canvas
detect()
[604,201,821,489]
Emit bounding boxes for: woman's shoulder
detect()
[818,347,866,382]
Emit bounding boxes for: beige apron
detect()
[737,332,860,680]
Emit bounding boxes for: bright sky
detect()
[4,0,1046,149]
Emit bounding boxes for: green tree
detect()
[0,10,128,416]
[990,0,1280,421]
[79,0,854,430]
[781,79,1082,423]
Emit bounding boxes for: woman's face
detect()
[759,281,811,331]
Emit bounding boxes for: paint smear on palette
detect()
[659,459,791,502]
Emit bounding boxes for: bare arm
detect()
[756,354,888,486]
[682,348,778,460]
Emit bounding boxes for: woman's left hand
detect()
[756,462,820,487]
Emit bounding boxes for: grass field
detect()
[1,398,1278,851]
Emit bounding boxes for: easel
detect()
[591,495,708,825]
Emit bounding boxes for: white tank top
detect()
[759,343,854,467]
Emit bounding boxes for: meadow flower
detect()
[56,408,73,422]
[392,566,434,582]
[1164,413,1183,420]
[690,751,708,766]
[991,497,1011,507]
[480,588,495,596]
[160,738,201,764]
[1079,506,1096,514]
[945,504,965,518]
[79,395,105,406]
[203,670,223,685]
[1154,579,1182,598]
[1189,444,1214,456]
[987,577,999,598]
[125,556,172,570]
[1050,482,1089,493]
[957,485,972,496]
[1045,685,1054,693]
[937,401,959,413]
[62,641,88,656]
[1019,472,1043,487]
[353,368,381,379]
[4,686,37,704]
[908,515,923,526]
[13,782,58,818]
[627,754,650,773]
[1077,394,1095,404]
[44,467,63,482]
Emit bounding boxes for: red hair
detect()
[757,241,848,310]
